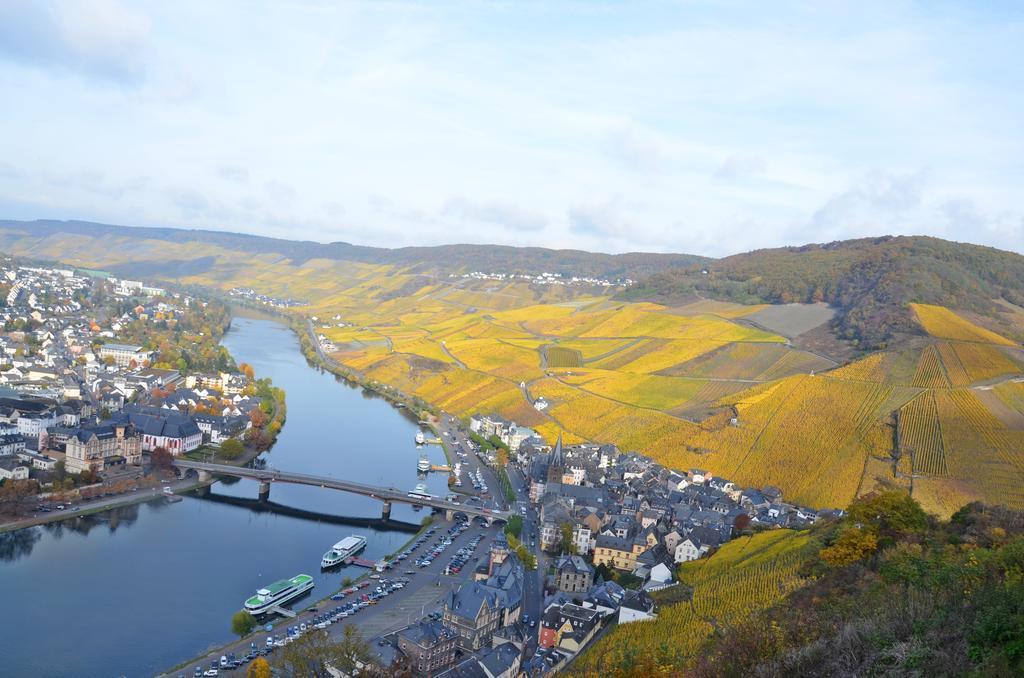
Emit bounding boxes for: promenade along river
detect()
[0,312,450,677]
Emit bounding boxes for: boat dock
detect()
[269,605,296,618]
[345,557,378,568]
[431,464,452,472]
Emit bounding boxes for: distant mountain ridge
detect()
[4,220,1024,349]
[0,219,707,280]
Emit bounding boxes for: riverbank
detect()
[161,514,438,677]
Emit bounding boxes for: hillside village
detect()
[434,412,838,672]
[0,260,267,512]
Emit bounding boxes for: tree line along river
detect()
[0,310,449,677]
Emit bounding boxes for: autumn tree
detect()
[246,657,271,678]
[820,527,878,568]
[0,479,41,516]
[239,362,255,380]
[249,407,268,429]
[272,626,375,677]
[150,446,173,470]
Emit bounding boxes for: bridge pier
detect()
[197,470,213,483]
[258,480,271,503]
[446,509,455,522]
[381,501,392,521]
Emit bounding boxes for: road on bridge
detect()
[173,459,511,522]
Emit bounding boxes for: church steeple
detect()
[547,430,564,484]
[552,431,563,466]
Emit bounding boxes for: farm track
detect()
[438,342,467,368]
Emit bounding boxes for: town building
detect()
[63,422,143,474]
[396,620,458,677]
[99,343,150,369]
[555,554,595,593]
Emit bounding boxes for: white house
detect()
[0,456,29,480]
[674,537,711,563]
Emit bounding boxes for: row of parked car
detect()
[444,533,485,575]
[390,525,442,567]
[416,521,470,567]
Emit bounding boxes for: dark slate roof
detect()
[555,554,594,576]
[397,619,454,648]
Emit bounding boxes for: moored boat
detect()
[321,535,368,568]
[244,574,315,615]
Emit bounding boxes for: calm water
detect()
[0,313,448,677]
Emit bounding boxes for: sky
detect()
[0,0,1022,257]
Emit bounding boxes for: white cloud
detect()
[0,1,1021,256]
[0,0,151,82]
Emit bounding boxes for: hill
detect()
[0,219,706,280]
[624,235,1024,349]
[2,220,1023,517]
[573,493,1024,677]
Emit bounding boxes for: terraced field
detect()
[5,227,1024,516]
[574,530,812,674]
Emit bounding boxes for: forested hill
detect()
[624,236,1024,348]
[0,219,706,280]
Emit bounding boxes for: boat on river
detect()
[415,431,425,445]
[408,482,434,501]
[417,454,431,472]
[321,535,367,568]
[244,574,314,615]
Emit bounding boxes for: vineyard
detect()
[8,225,1024,518]
[545,345,584,368]
[573,530,812,675]
[911,303,1018,346]
[898,392,946,476]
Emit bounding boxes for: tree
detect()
[249,407,268,429]
[220,438,244,459]
[560,522,577,555]
[232,610,256,638]
[820,527,879,568]
[273,626,375,677]
[246,657,271,678]
[733,514,752,534]
[505,515,523,539]
[150,446,173,470]
[846,491,928,540]
[240,362,255,380]
[0,479,40,516]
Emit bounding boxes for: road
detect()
[0,473,200,534]
[432,415,545,653]
[173,459,510,522]
[165,517,506,676]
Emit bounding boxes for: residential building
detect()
[538,603,601,652]
[64,423,143,474]
[396,620,457,677]
[0,455,29,480]
[99,343,150,369]
[555,554,594,593]
[592,534,647,571]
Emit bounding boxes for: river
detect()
[0,312,450,677]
